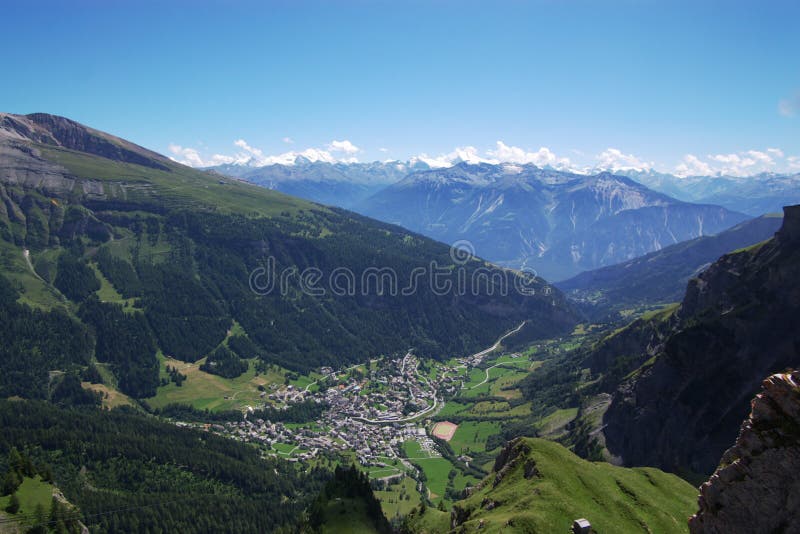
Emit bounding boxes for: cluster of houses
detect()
[220,419,337,461]
[212,353,459,465]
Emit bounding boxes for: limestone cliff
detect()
[602,205,800,478]
[1,112,171,170]
[689,371,800,533]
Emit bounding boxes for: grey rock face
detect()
[602,206,800,477]
[689,371,800,534]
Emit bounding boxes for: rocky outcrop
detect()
[1,112,170,171]
[602,205,800,477]
[689,371,800,533]
[491,438,533,487]
[778,204,800,243]
[0,140,79,195]
[440,437,697,533]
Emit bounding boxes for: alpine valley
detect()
[1,112,798,534]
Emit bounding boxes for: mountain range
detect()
[211,159,778,282]
[354,163,748,281]
[208,159,420,208]
[210,158,800,222]
[209,158,800,282]
[620,169,800,216]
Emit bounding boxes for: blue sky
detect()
[2,0,799,175]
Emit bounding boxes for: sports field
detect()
[431,421,458,441]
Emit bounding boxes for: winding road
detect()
[469,363,503,390]
[466,320,527,361]
[462,320,527,390]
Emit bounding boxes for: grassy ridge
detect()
[38,144,317,218]
[146,354,279,411]
[451,438,696,533]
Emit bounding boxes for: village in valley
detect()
[170,322,583,512]
[218,351,458,465]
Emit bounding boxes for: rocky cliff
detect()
[1,112,170,170]
[602,205,800,478]
[557,214,784,319]
[689,371,800,533]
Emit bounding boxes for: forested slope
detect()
[0,400,328,532]
[0,112,578,402]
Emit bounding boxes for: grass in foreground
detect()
[452,438,697,534]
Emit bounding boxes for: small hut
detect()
[572,518,592,534]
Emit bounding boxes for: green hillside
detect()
[405,438,697,533]
[0,400,327,532]
[36,142,315,218]
[0,113,578,405]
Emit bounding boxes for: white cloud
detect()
[327,140,360,154]
[168,144,206,167]
[409,153,456,168]
[488,141,572,169]
[282,137,294,144]
[262,147,337,165]
[595,148,653,172]
[706,150,775,176]
[675,154,714,177]
[167,144,241,167]
[674,148,798,177]
[447,146,491,165]
[168,138,799,178]
[411,142,571,170]
[746,150,774,164]
[234,139,265,160]
[168,138,366,168]
[410,147,494,168]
